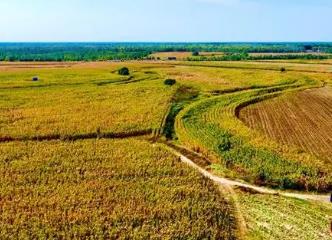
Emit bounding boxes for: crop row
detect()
[239,87,332,163]
[175,77,332,191]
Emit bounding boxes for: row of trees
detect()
[188,53,331,61]
[1,43,332,61]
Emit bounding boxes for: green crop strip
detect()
[175,78,331,192]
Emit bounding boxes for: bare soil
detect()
[239,87,332,163]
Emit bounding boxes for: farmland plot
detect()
[0,139,236,239]
[236,189,332,240]
[239,87,332,162]
[0,64,174,139]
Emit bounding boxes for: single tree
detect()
[164,79,176,86]
[118,67,130,76]
[192,51,200,56]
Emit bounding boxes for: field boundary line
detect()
[0,129,153,143]
[156,141,248,240]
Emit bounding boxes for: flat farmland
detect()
[0,62,174,139]
[236,189,332,240]
[239,87,332,162]
[1,60,331,239]
[0,139,236,239]
[158,64,328,92]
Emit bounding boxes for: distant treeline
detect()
[187,53,332,62]
[0,42,332,61]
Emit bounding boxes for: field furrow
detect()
[240,87,332,162]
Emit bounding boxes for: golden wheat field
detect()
[0,60,331,239]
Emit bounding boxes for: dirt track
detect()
[163,144,331,204]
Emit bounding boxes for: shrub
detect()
[32,76,39,81]
[192,51,200,56]
[118,67,130,76]
[218,137,231,152]
[164,79,176,86]
[280,67,286,72]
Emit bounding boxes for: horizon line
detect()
[1,41,332,44]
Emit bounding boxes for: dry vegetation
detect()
[1,60,331,239]
[0,139,236,239]
[239,87,332,162]
[0,63,174,139]
[174,63,332,191]
[236,189,332,240]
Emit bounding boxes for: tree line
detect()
[0,42,332,61]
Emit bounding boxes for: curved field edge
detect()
[0,139,237,239]
[175,78,332,192]
[238,87,332,163]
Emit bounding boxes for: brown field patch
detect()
[239,87,332,162]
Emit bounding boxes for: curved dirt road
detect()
[163,144,330,203]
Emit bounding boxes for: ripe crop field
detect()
[236,189,332,240]
[175,63,332,191]
[239,87,332,162]
[0,60,331,239]
[0,62,175,139]
[0,139,236,239]
[176,60,332,74]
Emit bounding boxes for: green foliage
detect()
[188,53,331,61]
[192,51,200,56]
[218,136,232,152]
[118,67,130,75]
[164,79,176,86]
[163,86,199,139]
[176,80,332,191]
[0,42,332,61]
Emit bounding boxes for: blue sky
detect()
[0,0,331,42]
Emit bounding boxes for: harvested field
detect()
[239,87,332,162]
